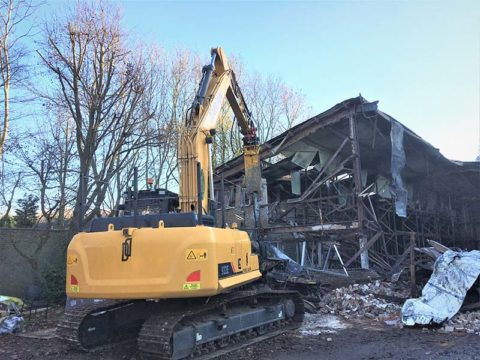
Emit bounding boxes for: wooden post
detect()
[410,232,417,297]
[349,110,368,269]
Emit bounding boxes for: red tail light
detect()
[70,275,79,285]
[186,270,201,282]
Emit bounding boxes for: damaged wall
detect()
[214,96,480,276]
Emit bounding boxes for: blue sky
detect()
[40,0,480,160]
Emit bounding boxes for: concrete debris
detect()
[438,311,480,334]
[299,314,350,336]
[442,325,454,333]
[317,280,407,320]
[309,279,480,337]
[384,319,400,326]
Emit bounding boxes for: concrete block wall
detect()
[0,228,69,298]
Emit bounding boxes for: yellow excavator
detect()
[59,48,304,359]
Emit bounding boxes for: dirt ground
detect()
[1,308,480,360]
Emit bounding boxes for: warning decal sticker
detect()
[67,255,78,265]
[183,283,201,291]
[186,249,208,261]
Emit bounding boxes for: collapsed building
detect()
[214,96,480,278]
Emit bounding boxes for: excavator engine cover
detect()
[66,215,261,299]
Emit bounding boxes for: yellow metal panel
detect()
[218,270,261,292]
[66,226,261,299]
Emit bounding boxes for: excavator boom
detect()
[179,47,261,215]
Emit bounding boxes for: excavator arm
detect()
[179,47,261,215]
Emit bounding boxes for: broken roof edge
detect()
[376,110,463,167]
[215,96,365,177]
[263,96,365,150]
[215,95,479,178]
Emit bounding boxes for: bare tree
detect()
[244,73,309,143]
[15,114,76,228]
[39,2,155,233]
[211,102,239,168]
[103,147,143,215]
[51,116,76,228]
[141,48,199,191]
[0,167,21,226]
[0,0,36,160]
[211,61,310,167]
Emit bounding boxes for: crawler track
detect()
[57,288,304,359]
[137,289,304,359]
[57,299,147,351]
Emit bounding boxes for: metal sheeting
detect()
[291,171,302,195]
[266,243,304,275]
[402,250,480,325]
[375,175,392,199]
[281,140,317,156]
[318,149,341,175]
[292,151,317,169]
[390,120,408,217]
[282,140,318,169]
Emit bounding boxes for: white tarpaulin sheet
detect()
[0,315,24,334]
[0,295,24,334]
[402,250,480,326]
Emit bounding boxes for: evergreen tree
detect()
[14,194,39,227]
[0,215,14,228]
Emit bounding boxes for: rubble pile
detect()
[440,311,480,334]
[317,280,409,320]
[362,280,410,298]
